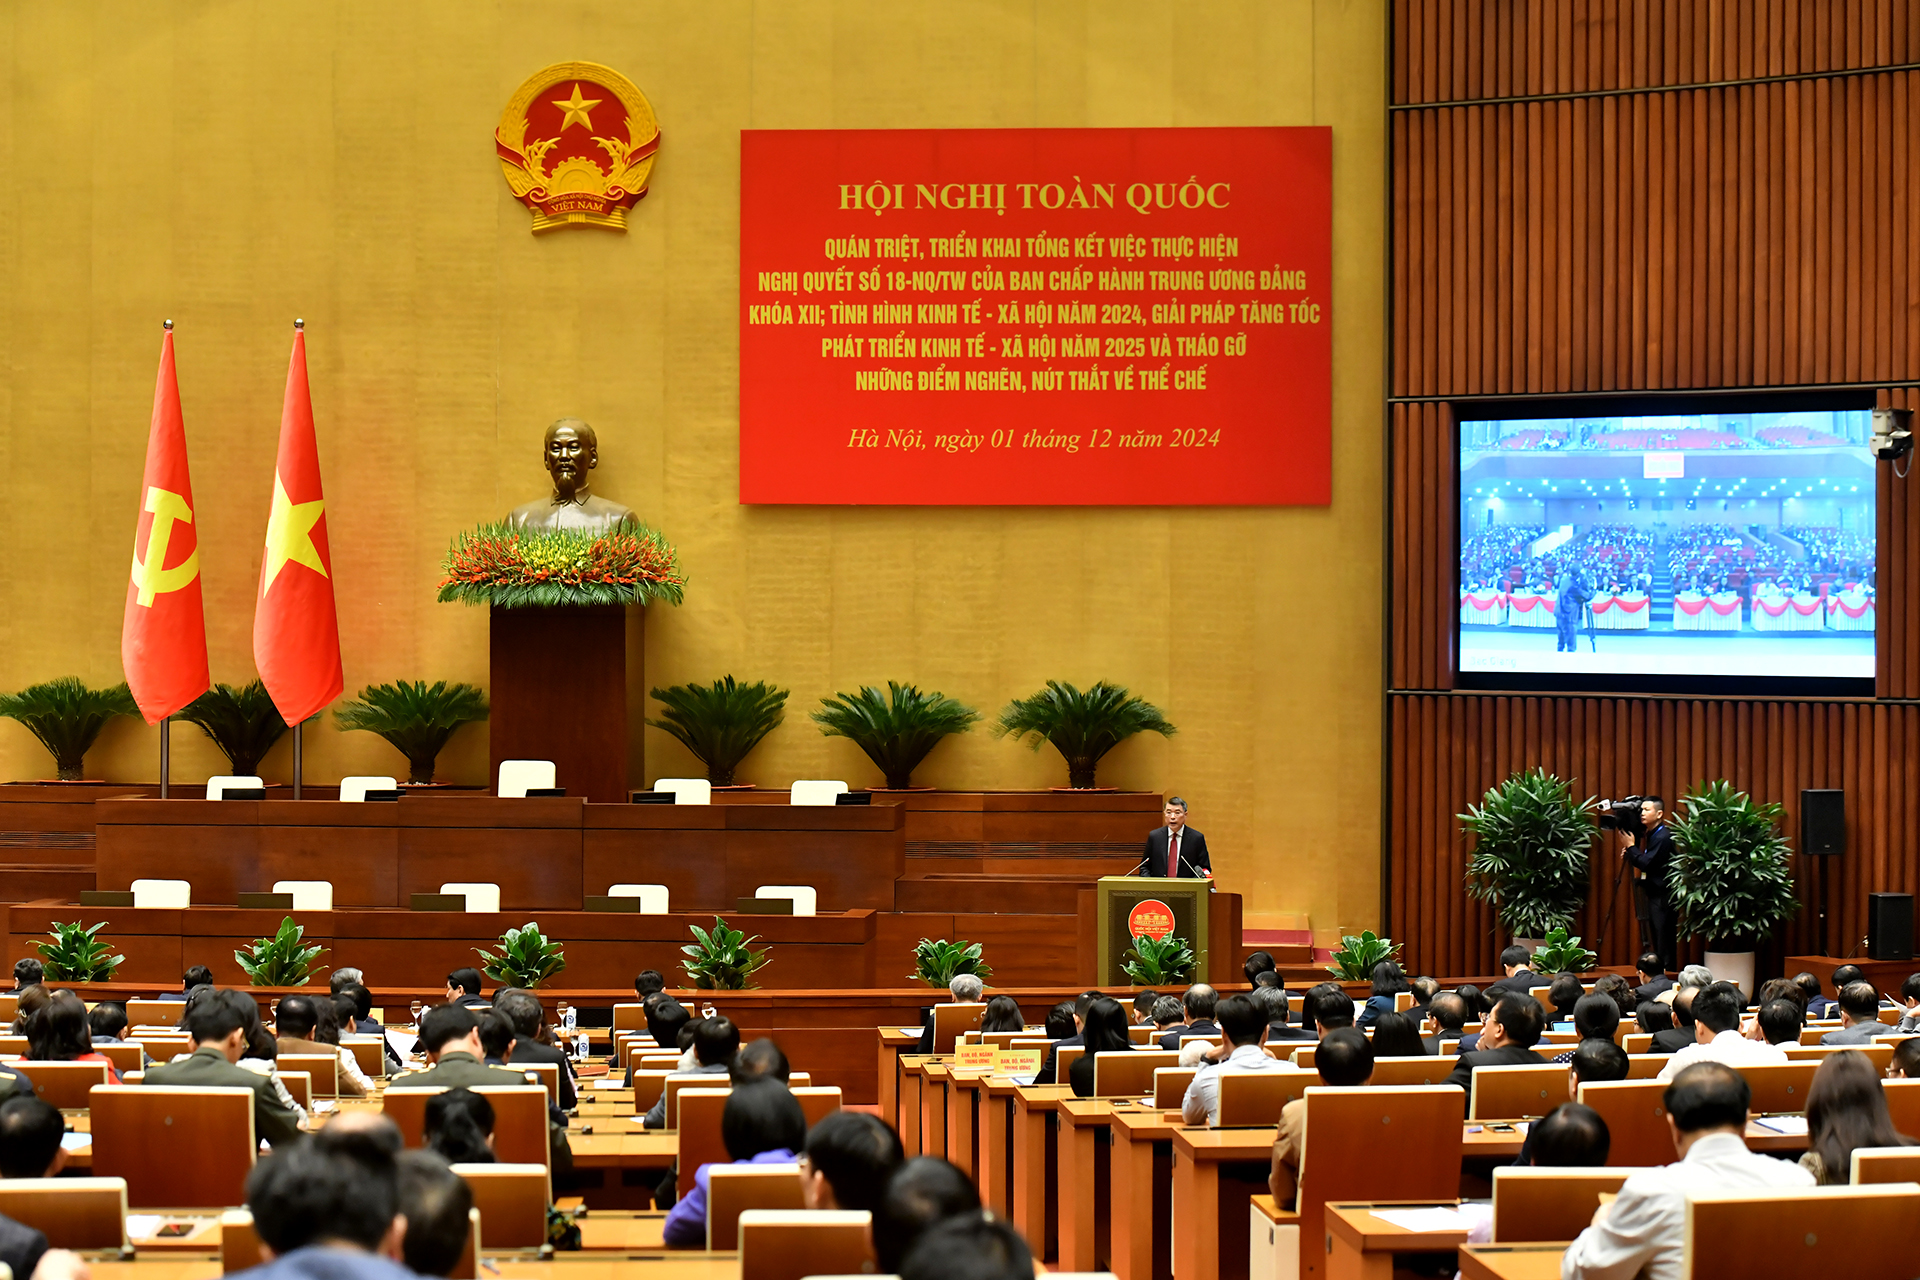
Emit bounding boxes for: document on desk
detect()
[1370,1207,1472,1233]
[1754,1115,1809,1135]
[385,1029,418,1059]
[59,1132,89,1151]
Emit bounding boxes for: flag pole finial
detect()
[294,318,304,331]
[163,319,173,331]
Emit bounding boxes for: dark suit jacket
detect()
[143,1044,303,1149]
[1627,824,1675,895]
[1650,1027,1694,1054]
[388,1050,532,1091]
[1633,975,1674,1002]
[1482,969,1537,1001]
[0,1212,48,1280]
[1143,826,1212,879]
[1443,1045,1547,1100]
[1159,1019,1219,1051]
[1034,1034,1083,1086]
[511,1039,578,1109]
[452,994,492,1011]
[1268,1023,1317,1042]
[0,1062,31,1103]
[1422,1031,1462,1055]
[1820,1021,1880,1046]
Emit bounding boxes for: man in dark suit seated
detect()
[1142,797,1212,879]
[1156,985,1220,1051]
[443,968,491,1011]
[1820,981,1885,1045]
[1651,988,1699,1054]
[1482,946,1538,1001]
[1422,991,1469,1054]
[1299,982,1356,1041]
[1253,986,1314,1041]
[1632,953,1673,1003]
[157,964,214,1003]
[1793,971,1835,1020]
[496,990,578,1110]
[1442,995,1548,1107]
[1035,991,1103,1084]
[388,1005,531,1092]
[11,960,41,992]
[144,989,303,1148]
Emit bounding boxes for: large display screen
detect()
[1458,404,1876,689]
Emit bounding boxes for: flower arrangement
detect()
[438,521,687,610]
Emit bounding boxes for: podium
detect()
[1086,875,1241,986]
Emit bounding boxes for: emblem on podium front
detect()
[496,61,660,233]
[1128,899,1176,941]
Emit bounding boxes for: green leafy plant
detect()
[1529,927,1597,974]
[1121,934,1197,985]
[36,921,123,982]
[648,677,789,786]
[1326,930,1402,981]
[1669,780,1798,950]
[1460,768,1597,939]
[681,916,772,990]
[475,922,567,988]
[334,680,490,784]
[992,680,1176,789]
[0,678,139,781]
[814,682,981,790]
[234,916,328,987]
[909,938,993,987]
[438,521,686,609]
[179,681,289,777]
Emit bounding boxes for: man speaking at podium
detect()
[1142,796,1212,878]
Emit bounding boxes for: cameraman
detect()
[1624,796,1676,972]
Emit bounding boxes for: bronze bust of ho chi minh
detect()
[506,417,637,532]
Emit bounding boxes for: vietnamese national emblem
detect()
[496,62,660,233]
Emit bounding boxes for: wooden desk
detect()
[878,1027,917,1137]
[980,1077,1022,1217]
[1171,1124,1275,1280]
[899,1056,931,1154]
[1111,1108,1178,1280]
[921,1061,951,1159]
[1058,1098,1127,1273]
[1464,1118,1810,1164]
[1011,1083,1073,1262]
[1325,1202,1470,1280]
[947,1069,991,1175]
[1457,1243,1568,1280]
[91,1260,222,1280]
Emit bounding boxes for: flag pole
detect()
[293,721,303,800]
[159,718,170,799]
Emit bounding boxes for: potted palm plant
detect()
[1460,768,1596,953]
[991,680,1175,789]
[647,677,788,787]
[178,681,288,777]
[475,922,567,988]
[813,682,980,790]
[1669,780,1798,998]
[333,680,489,784]
[0,678,139,781]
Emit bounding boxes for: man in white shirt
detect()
[1654,982,1788,1082]
[1562,1061,1813,1280]
[1181,994,1293,1125]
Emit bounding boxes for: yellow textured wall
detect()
[0,0,1385,936]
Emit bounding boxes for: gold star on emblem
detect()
[261,472,328,591]
[551,83,602,132]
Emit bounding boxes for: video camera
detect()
[1595,796,1645,837]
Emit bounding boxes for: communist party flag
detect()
[252,324,343,725]
[121,323,211,723]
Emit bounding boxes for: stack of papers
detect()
[59,1132,89,1151]
[1371,1207,1472,1233]
[1755,1115,1809,1136]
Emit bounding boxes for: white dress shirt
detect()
[1653,1028,1789,1082]
[1180,1042,1295,1126]
[1560,1131,1813,1280]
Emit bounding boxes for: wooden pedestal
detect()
[488,605,641,803]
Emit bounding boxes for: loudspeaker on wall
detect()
[1801,789,1845,857]
[1868,892,1914,963]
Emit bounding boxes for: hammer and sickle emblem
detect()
[130,486,200,607]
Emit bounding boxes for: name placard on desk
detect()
[953,1043,998,1072]
[993,1048,1043,1076]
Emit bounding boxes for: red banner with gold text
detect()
[739,127,1331,505]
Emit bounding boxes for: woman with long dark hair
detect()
[1358,961,1412,1028]
[1068,996,1134,1098]
[1368,1009,1428,1057]
[26,991,121,1081]
[426,1087,498,1164]
[1799,1050,1913,1183]
[979,995,1025,1034]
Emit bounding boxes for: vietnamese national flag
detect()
[253,325,343,725]
[121,325,211,724]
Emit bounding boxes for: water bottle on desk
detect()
[575,1032,590,1061]
[561,1002,576,1034]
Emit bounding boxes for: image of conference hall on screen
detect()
[1458,411,1875,679]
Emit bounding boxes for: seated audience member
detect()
[1550,993,1622,1064]
[475,1010,516,1064]
[662,1079,806,1247]
[395,1150,473,1278]
[1358,961,1410,1028]
[873,1157,981,1275]
[1042,1001,1077,1039]
[1443,995,1546,1102]
[1254,986,1313,1043]
[88,1002,131,1045]
[1410,975,1441,1015]
[309,998,373,1097]
[1508,1041,1627,1167]
[801,1110,904,1213]
[8,986,49,1036]
[0,1096,67,1178]
[1657,981,1788,1080]
[273,994,325,1059]
[1795,970,1834,1020]
[1303,982,1357,1038]
[390,1005,531,1092]
[1650,988,1697,1053]
[241,1120,412,1280]
[1149,996,1185,1035]
[444,968,489,1010]
[642,1015,739,1128]
[1674,964,1715,995]
[1268,1027,1372,1207]
[1798,1049,1915,1184]
[336,983,400,1074]
[1592,973,1636,1023]
[1068,996,1134,1098]
[1182,994,1291,1126]
[1530,1100,1613,1166]
[1821,981,1886,1045]
[900,1211,1034,1280]
[1756,998,1804,1047]
[1368,1010,1427,1057]
[424,1088,496,1165]
[496,990,577,1109]
[1636,999,1673,1035]
[648,997,691,1051]
[980,995,1025,1034]
[1633,953,1673,1002]
[915,973,986,1054]
[634,969,666,1000]
[1483,945,1538,1000]
[11,960,40,991]
[1157,984,1220,1051]
[25,991,121,1082]
[730,1037,790,1086]
[1422,991,1468,1054]
[1253,971,1283,989]
[1547,973,1585,1027]
[1561,1063,1814,1279]
[1036,991,1104,1085]
[1131,989,1162,1024]
[1828,963,1870,999]
[158,965,214,1003]
[1889,1036,1920,1079]
[1454,984,1487,1022]
[1243,951,1277,985]
[143,990,302,1147]
[329,967,366,995]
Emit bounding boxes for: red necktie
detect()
[1169,831,1179,873]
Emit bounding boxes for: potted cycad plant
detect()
[178,681,289,777]
[0,678,139,781]
[333,680,489,784]
[1669,780,1797,998]
[814,682,980,790]
[992,680,1175,790]
[1460,768,1596,953]
[36,921,123,982]
[647,677,788,787]
[1122,934,1197,985]
[682,916,772,989]
[910,938,992,987]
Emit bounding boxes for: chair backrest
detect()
[788,780,848,806]
[383,1086,549,1166]
[1622,1033,1653,1054]
[1153,1067,1199,1109]
[631,1069,674,1113]
[1468,1063,1570,1120]
[1490,1166,1637,1242]
[1625,1054,1666,1079]
[450,1163,549,1248]
[755,885,818,916]
[220,1209,265,1273]
[497,760,555,797]
[1369,1057,1454,1087]
[1092,1050,1179,1098]
[125,1001,180,1029]
[793,1086,842,1129]
[738,1209,872,1280]
[1684,1183,1920,1276]
[1787,1043,1897,1072]
[1740,1061,1818,1113]
[1128,1024,1156,1045]
[1291,1045,1316,1070]
[278,1071,311,1110]
[1800,1026,1832,1045]
[1055,1045,1086,1081]
[1215,1070,1314,1127]
[679,1088,733,1180]
[89,1085,255,1208]
[1577,1079,1676,1165]
[270,880,335,910]
[439,882,501,914]
[204,776,263,801]
[0,1178,128,1250]
[1394,991,1415,1013]
[653,777,712,805]
[277,1053,340,1098]
[0,995,15,1023]
[930,1003,987,1055]
[1851,1146,1920,1184]
[22,1060,109,1109]
[612,1003,648,1032]
[0,1035,24,1057]
[95,1043,144,1076]
[1880,1080,1920,1136]
[336,777,396,804]
[664,1074,729,1130]
[341,1038,386,1080]
[130,879,190,908]
[518,1061,560,1106]
[607,883,670,913]
[708,1164,806,1249]
[1294,1086,1464,1280]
